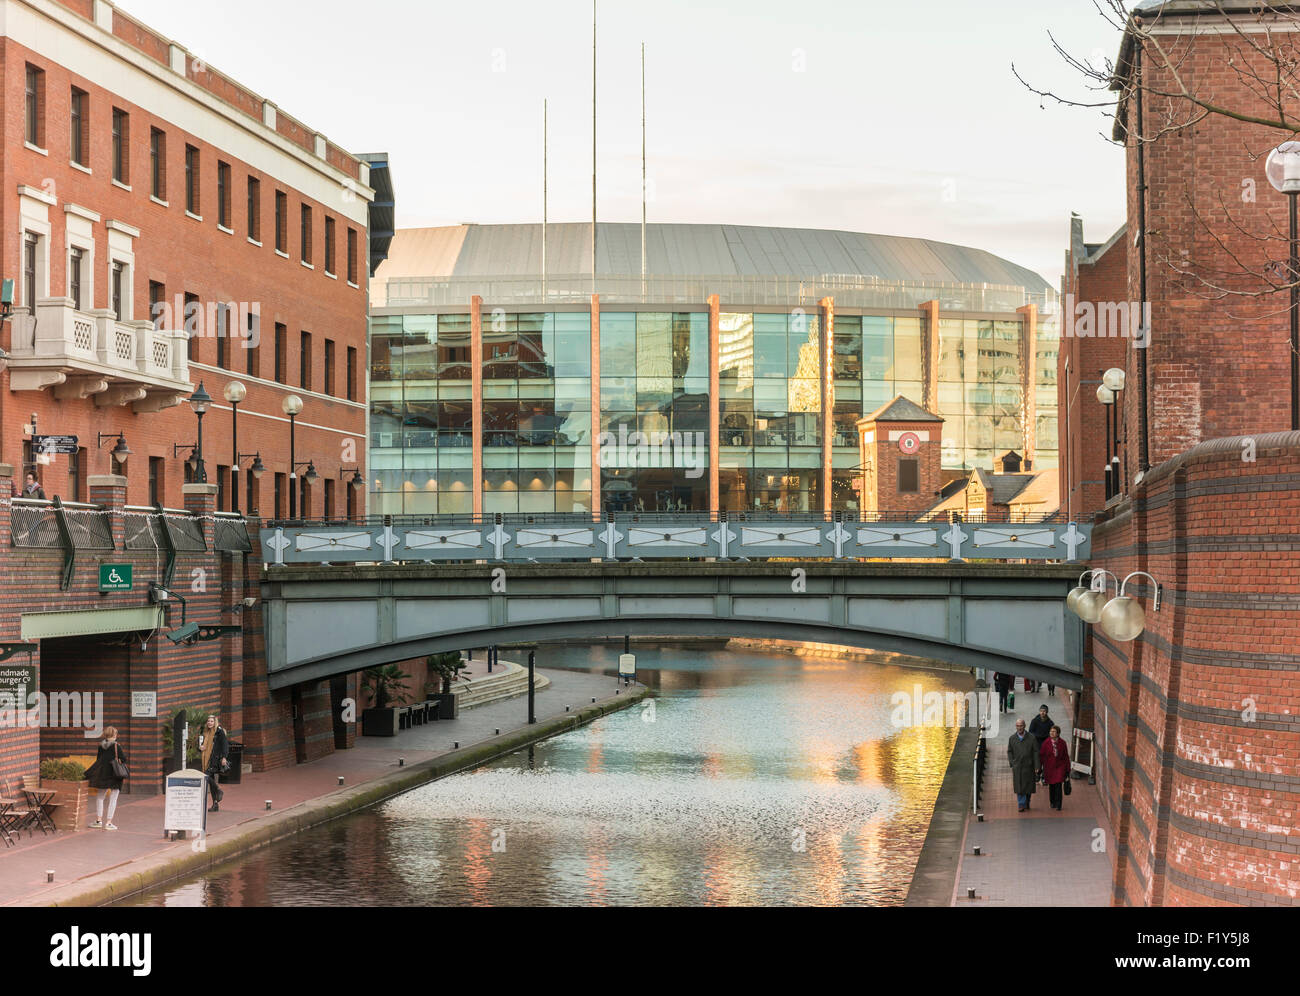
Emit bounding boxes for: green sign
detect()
[99,563,133,592]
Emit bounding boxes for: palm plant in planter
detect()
[425,652,470,720]
[361,664,412,737]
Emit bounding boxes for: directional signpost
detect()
[32,435,78,456]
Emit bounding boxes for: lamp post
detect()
[282,395,303,519]
[1096,382,1115,500]
[224,381,247,512]
[1266,141,1300,431]
[1103,367,1125,496]
[187,382,212,484]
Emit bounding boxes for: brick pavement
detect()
[952,682,1114,906]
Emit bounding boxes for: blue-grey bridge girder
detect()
[259,561,1085,693]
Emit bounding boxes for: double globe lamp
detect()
[1066,568,1163,642]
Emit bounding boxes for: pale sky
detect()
[118,0,1127,286]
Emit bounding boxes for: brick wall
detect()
[859,415,943,514]
[1088,432,1300,906]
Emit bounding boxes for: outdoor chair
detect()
[20,776,58,833]
[1,779,41,838]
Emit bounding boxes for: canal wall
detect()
[39,686,648,907]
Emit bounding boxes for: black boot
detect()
[208,802,219,812]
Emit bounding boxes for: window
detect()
[246,467,256,517]
[25,64,44,147]
[275,191,287,252]
[347,228,358,283]
[111,108,129,184]
[70,88,87,166]
[185,144,199,214]
[216,465,228,512]
[324,217,336,275]
[69,248,83,311]
[324,339,335,396]
[185,291,200,361]
[300,204,312,264]
[68,447,83,503]
[149,281,165,328]
[217,161,231,228]
[247,310,261,377]
[274,472,286,519]
[111,262,125,322]
[150,128,166,199]
[275,323,287,382]
[324,478,335,520]
[23,236,38,308]
[300,331,312,390]
[216,302,229,369]
[149,457,164,507]
[898,458,920,494]
[346,346,357,401]
[298,476,310,519]
[247,177,260,241]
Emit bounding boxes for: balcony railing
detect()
[7,298,191,408]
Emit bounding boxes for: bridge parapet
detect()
[259,513,1089,567]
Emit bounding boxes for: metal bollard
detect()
[398,757,405,767]
[46,870,55,883]
[265,800,272,810]
[337,776,344,785]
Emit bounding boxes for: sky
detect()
[117,0,1128,286]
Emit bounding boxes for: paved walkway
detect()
[952,682,1114,906]
[0,663,634,906]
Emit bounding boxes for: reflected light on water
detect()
[126,644,967,907]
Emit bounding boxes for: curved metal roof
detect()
[378,222,1049,292]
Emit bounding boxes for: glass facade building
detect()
[368,224,1058,516]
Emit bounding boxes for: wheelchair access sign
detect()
[99,563,133,592]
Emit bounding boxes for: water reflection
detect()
[126,645,966,907]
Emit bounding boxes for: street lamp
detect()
[1096,382,1116,500]
[1073,569,1118,625]
[1099,571,1164,642]
[224,381,247,512]
[97,432,132,467]
[1103,367,1125,496]
[187,382,212,484]
[340,466,364,490]
[282,394,303,518]
[1266,141,1300,430]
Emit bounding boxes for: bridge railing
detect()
[259,511,1089,566]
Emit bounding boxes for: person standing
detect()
[85,726,127,830]
[1028,704,1054,745]
[994,672,1011,713]
[198,714,230,812]
[1040,725,1072,811]
[22,473,45,499]
[1008,718,1041,812]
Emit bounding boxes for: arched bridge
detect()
[259,560,1085,691]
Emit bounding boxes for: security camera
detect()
[166,621,200,644]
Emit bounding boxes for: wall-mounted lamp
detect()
[1067,568,1164,641]
[340,466,364,491]
[294,461,318,485]
[238,452,266,479]
[97,431,132,465]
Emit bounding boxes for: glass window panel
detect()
[673,313,709,380]
[517,330,548,379]
[754,332,786,378]
[600,377,635,411]
[635,313,672,379]
[894,318,924,382]
[555,330,590,377]
[833,314,863,381]
[787,378,819,414]
[636,376,672,414]
[555,378,592,407]
[437,329,470,380]
[718,313,753,380]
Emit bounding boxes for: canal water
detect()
[126,645,968,906]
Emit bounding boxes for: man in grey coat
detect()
[1008,718,1041,812]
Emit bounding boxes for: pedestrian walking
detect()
[1047,683,1055,697]
[85,726,128,830]
[22,473,45,499]
[1028,704,1054,745]
[198,714,230,812]
[1039,725,1072,811]
[993,671,1011,713]
[1008,718,1041,812]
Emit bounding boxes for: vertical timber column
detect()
[1017,302,1038,467]
[590,294,601,517]
[920,299,940,413]
[471,295,484,516]
[819,296,834,514]
[707,294,720,512]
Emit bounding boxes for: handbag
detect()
[110,744,129,780]
[1007,689,1015,709]
[1063,777,1072,796]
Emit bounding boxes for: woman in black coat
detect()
[85,726,127,830]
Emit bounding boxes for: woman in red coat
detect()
[1039,725,1071,811]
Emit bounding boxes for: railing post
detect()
[50,496,75,591]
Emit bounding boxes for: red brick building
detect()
[855,396,944,514]
[0,0,374,793]
[1069,2,1300,906]
[1059,216,1127,521]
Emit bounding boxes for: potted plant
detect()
[39,757,88,832]
[361,663,411,736]
[424,652,470,720]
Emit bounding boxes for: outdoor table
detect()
[23,788,57,832]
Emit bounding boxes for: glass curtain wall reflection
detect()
[599,312,709,513]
